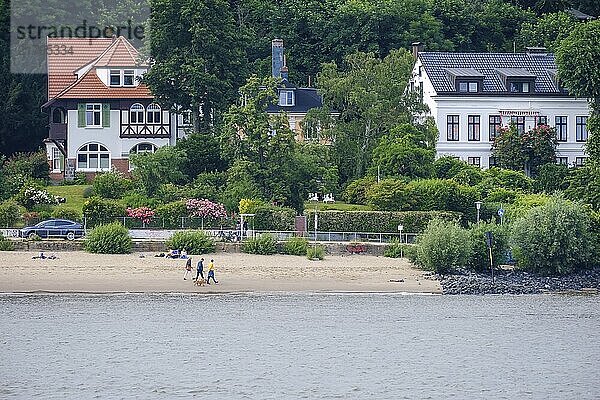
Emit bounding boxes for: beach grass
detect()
[47,185,90,212]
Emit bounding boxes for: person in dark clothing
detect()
[183,257,192,280]
[195,258,205,281]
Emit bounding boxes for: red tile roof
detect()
[46,37,151,102]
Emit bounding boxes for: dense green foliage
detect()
[242,234,277,255]
[467,223,509,271]
[282,236,309,256]
[510,198,594,275]
[253,206,296,231]
[0,232,14,251]
[82,197,127,227]
[0,201,21,227]
[92,171,132,199]
[84,223,132,254]
[165,231,216,254]
[413,219,472,274]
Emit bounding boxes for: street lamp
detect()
[309,192,319,248]
[397,224,404,258]
[475,201,482,224]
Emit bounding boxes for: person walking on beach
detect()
[183,257,193,280]
[206,259,218,284]
[195,258,205,281]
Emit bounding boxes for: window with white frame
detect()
[52,147,61,171]
[77,143,110,170]
[146,103,161,124]
[129,143,157,170]
[575,157,586,167]
[556,157,568,165]
[182,110,192,126]
[279,90,294,106]
[85,104,101,126]
[130,103,144,124]
[123,70,135,86]
[110,70,121,86]
[576,116,588,142]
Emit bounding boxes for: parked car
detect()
[20,219,85,240]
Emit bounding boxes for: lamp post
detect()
[309,192,319,249]
[475,201,482,224]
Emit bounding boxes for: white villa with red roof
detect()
[43,36,189,180]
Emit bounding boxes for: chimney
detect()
[412,41,424,59]
[525,46,547,56]
[272,39,284,79]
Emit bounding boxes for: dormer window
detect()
[509,81,531,93]
[124,70,135,86]
[110,70,121,86]
[458,81,479,93]
[279,90,294,106]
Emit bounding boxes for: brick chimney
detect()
[272,39,284,78]
[412,42,424,59]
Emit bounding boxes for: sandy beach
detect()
[0,251,441,294]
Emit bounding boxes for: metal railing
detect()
[251,230,418,244]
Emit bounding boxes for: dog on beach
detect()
[194,278,206,286]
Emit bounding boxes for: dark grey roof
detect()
[266,86,323,113]
[419,52,563,94]
[567,8,595,20]
[445,68,484,78]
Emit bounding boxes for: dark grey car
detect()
[20,219,85,240]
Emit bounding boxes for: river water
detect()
[1,293,599,399]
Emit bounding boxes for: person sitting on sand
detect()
[166,249,179,259]
[32,252,46,259]
[180,249,188,259]
[206,259,218,284]
[183,257,193,280]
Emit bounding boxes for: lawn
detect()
[304,201,372,212]
[47,185,90,212]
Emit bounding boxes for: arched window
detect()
[128,143,157,170]
[52,108,66,124]
[129,143,157,154]
[77,143,110,170]
[147,103,161,124]
[130,103,144,124]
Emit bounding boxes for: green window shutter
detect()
[59,155,64,171]
[102,103,111,127]
[77,103,86,127]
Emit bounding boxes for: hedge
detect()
[253,206,296,231]
[304,210,462,233]
[82,197,126,227]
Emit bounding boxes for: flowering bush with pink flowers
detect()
[185,199,227,219]
[126,206,155,224]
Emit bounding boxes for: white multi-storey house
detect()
[409,44,591,169]
[43,36,189,180]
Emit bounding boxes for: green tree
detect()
[517,11,577,51]
[369,122,437,179]
[317,49,425,183]
[556,20,600,161]
[175,132,227,181]
[564,162,600,210]
[143,0,245,132]
[129,146,186,197]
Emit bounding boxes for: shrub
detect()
[121,192,161,208]
[85,223,132,254]
[14,184,59,210]
[92,171,132,199]
[434,156,472,179]
[510,198,594,275]
[0,201,21,227]
[306,245,325,260]
[404,179,480,219]
[51,206,82,222]
[239,198,266,214]
[254,206,295,231]
[82,186,94,198]
[155,200,187,228]
[73,172,88,185]
[344,176,377,204]
[0,233,14,251]
[534,163,569,193]
[283,236,309,256]
[126,207,155,224]
[304,210,462,233]
[485,188,520,204]
[505,193,552,222]
[366,179,407,210]
[22,211,39,226]
[166,231,215,254]
[467,223,509,271]
[82,197,126,227]
[242,234,277,255]
[3,151,49,181]
[413,219,472,274]
[478,168,532,193]
[189,172,227,202]
[156,183,188,203]
[27,233,42,241]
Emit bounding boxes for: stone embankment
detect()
[435,268,600,295]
